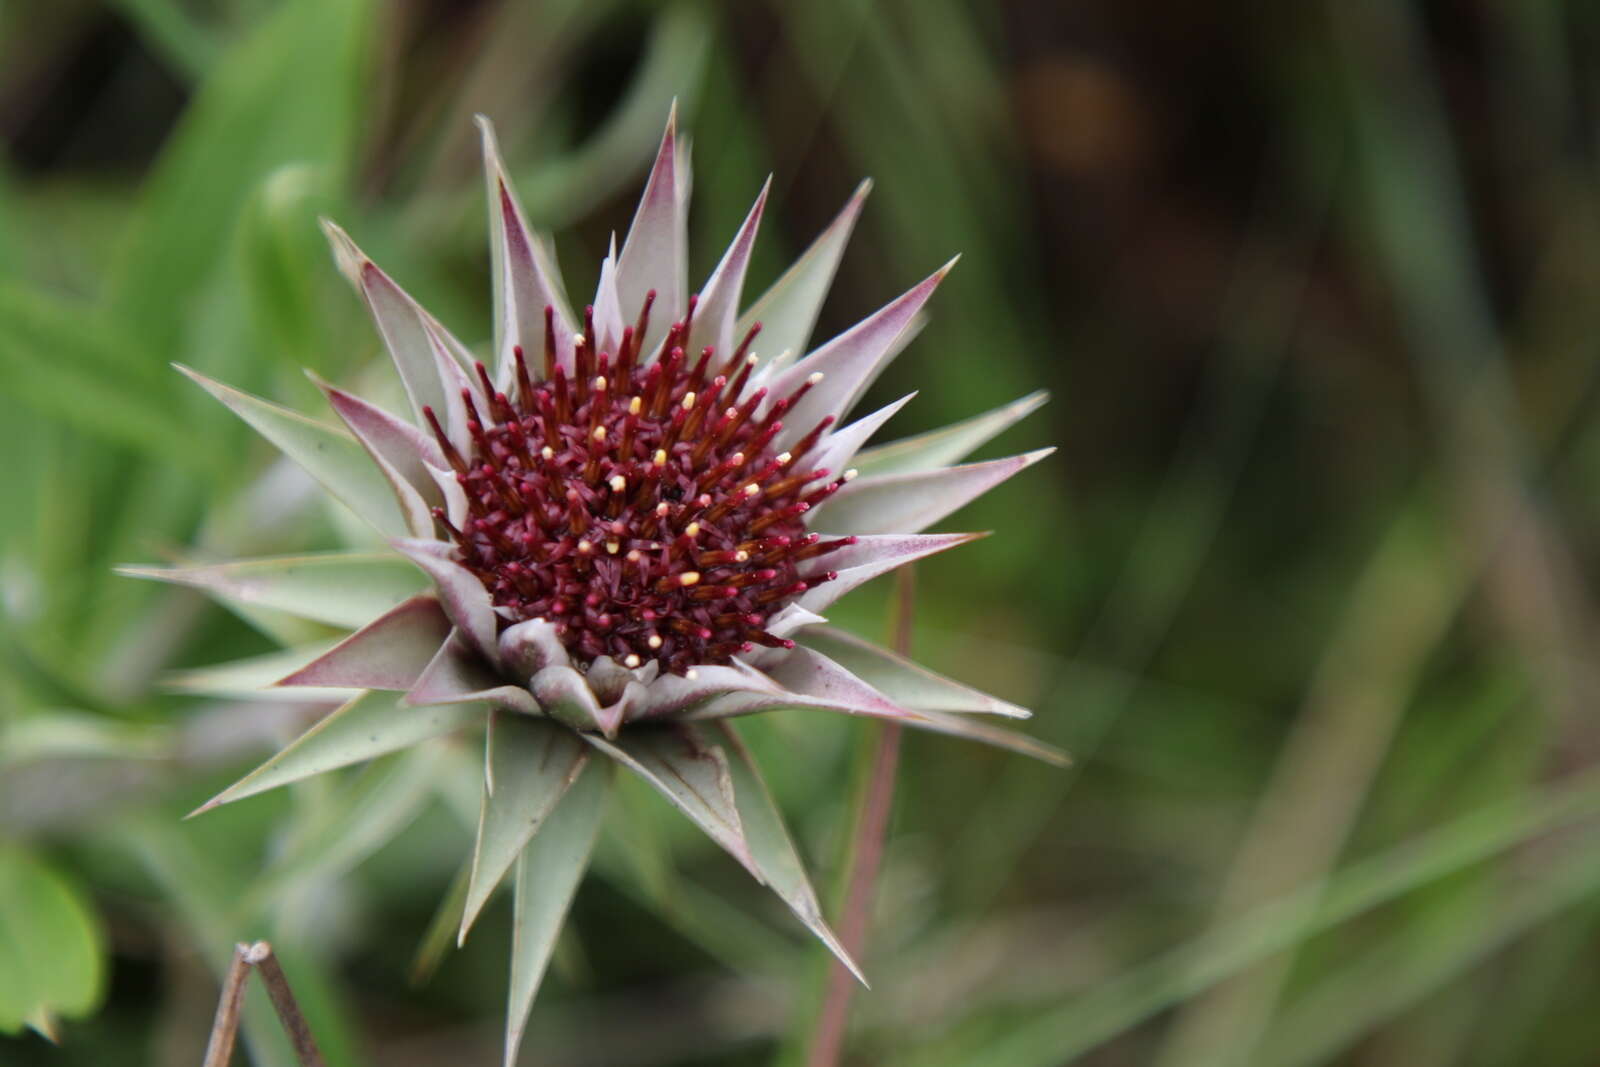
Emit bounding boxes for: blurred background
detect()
[5,0,1600,1064]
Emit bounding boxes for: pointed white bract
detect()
[461,712,588,943]
[530,664,611,734]
[320,221,467,423]
[584,724,756,875]
[801,625,1031,718]
[497,617,570,678]
[765,648,1068,765]
[796,532,988,615]
[717,723,865,983]
[590,236,626,356]
[320,381,443,492]
[391,539,500,666]
[504,758,609,1067]
[278,596,450,690]
[813,447,1055,535]
[478,116,574,387]
[409,630,542,716]
[738,179,871,365]
[811,392,916,478]
[166,640,347,703]
[761,261,953,447]
[128,108,1059,1067]
[188,690,479,816]
[174,366,409,537]
[853,389,1050,477]
[630,660,782,720]
[424,320,483,458]
[426,460,470,530]
[690,178,769,360]
[119,552,426,629]
[617,107,688,355]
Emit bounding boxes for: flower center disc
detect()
[426,296,856,675]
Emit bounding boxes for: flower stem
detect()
[806,566,915,1067]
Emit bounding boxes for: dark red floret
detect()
[425,295,856,675]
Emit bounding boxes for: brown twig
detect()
[252,943,327,1067]
[200,945,254,1067]
[200,940,326,1067]
[806,566,915,1067]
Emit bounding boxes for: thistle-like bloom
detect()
[126,110,1061,1062]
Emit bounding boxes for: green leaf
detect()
[108,0,372,361]
[239,164,337,368]
[505,758,610,1067]
[0,281,198,464]
[716,722,864,983]
[899,763,1600,1067]
[175,365,407,536]
[461,712,588,943]
[191,690,480,815]
[1256,842,1600,1067]
[0,844,105,1038]
[0,712,172,765]
[515,3,713,226]
[119,552,426,630]
[109,0,223,79]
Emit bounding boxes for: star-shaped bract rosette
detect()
[123,107,1063,1065]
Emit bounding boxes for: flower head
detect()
[125,108,1061,1063]
[432,294,856,677]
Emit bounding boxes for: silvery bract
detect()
[125,108,1062,1064]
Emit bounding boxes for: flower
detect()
[125,108,1062,1063]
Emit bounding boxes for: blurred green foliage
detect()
[4,0,1600,1064]
[0,844,104,1038]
